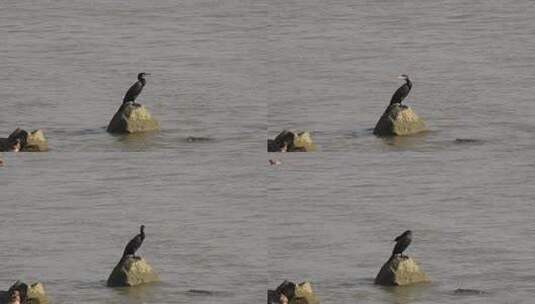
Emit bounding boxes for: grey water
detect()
[1,0,535,303]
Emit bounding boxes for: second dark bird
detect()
[121,225,145,261]
[389,74,412,106]
[392,230,412,258]
[123,72,150,104]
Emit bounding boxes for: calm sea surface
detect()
[1,0,535,303]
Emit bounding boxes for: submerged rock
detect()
[374,256,430,286]
[0,128,48,152]
[185,136,212,142]
[373,104,427,136]
[107,103,160,134]
[454,288,488,295]
[454,138,483,144]
[107,257,160,287]
[0,281,49,304]
[188,289,215,295]
[268,130,316,152]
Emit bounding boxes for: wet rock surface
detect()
[0,128,48,152]
[268,130,316,152]
[107,103,160,134]
[269,281,320,304]
[0,281,48,304]
[373,104,427,136]
[107,257,160,287]
[375,256,430,286]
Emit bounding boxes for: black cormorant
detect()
[389,74,412,106]
[122,225,145,260]
[392,230,412,258]
[123,73,150,104]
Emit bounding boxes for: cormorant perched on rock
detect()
[392,230,412,258]
[123,73,150,104]
[122,225,145,261]
[389,74,412,106]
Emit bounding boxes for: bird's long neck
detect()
[140,230,145,241]
[139,78,146,86]
[406,78,412,89]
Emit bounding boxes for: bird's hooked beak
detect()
[397,75,406,79]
